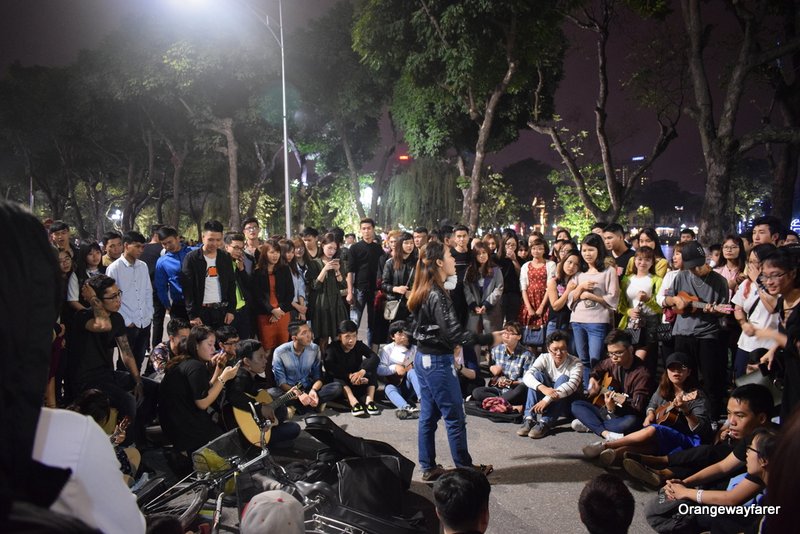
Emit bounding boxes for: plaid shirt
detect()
[490,343,532,381]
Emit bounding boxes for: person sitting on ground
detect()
[324,320,380,417]
[149,317,190,382]
[214,325,240,367]
[470,322,531,407]
[648,427,778,534]
[622,383,775,488]
[67,388,141,486]
[158,325,240,455]
[571,329,655,440]
[517,330,583,439]
[583,352,711,467]
[578,473,635,534]
[433,468,491,534]
[223,339,300,448]
[377,320,421,420]
[271,322,343,415]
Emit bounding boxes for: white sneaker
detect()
[571,419,591,433]
[606,431,624,441]
[582,441,605,458]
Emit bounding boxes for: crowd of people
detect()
[5,202,800,533]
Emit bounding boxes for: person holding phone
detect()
[305,233,349,353]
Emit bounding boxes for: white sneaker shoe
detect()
[582,441,606,458]
[571,418,591,433]
[606,431,624,441]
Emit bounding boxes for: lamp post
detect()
[232,0,291,237]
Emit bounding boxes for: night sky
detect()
[1,1,769,195]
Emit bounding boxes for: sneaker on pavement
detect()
[606,431,624,441]
[351,403,367,417]
[582,441,606,458]
[571,418,591,433]
[517,418,534,437]
[598,448,618,467]
[623,458,663,488]
[366,402,380,415]
[528,422,551,439]
[396,406,419,420]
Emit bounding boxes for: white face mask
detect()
[444,274,458,290]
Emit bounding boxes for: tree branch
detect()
[738,126,800,154]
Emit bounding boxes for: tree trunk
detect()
[698,148,735,244]
[771,144,800,224]
[340,126,367,220]
[169,141,188,230]
[204,117,240,231]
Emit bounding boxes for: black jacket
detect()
[252,265,295,315]
[180,247,238,318]
[381,254,416,301]
[412,285,492,355]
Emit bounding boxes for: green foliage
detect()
[548,165,615,237]
[479,173,524,230]
[381,158,460,229]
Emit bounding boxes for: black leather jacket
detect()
[412,285,493,355]
[381,254,416,301]
[180,247,237,318]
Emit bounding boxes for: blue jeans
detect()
[523,371,578,424]
[572,322,609,388]
[415,351,472,471]
[570,400,641,437]
[385,369,421,409]
[350,289,375,346]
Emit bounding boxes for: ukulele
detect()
[590,373,629,408]
[673,291,734,315]
[653,390,698,426]
[110,415,131,445]
[233,384,303,446]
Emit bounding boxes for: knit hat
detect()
[681,240,706,269]
[240,490,304,534]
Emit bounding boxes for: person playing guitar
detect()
[663,240,731,425]
[582,352,712,468]
[223,339,301,448]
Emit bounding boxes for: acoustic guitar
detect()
[653,390,698,426]
[590,372,629,408]
[233,385,303,446]
[674,291,734,315]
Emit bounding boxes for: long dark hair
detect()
[256,239,288,272]
[657,367,700,401]
[166,325,214,370]
[580,233,608,271]
[638,228,665,259]
[556,250,581,283]
[75,240,103,286]
[465,242,495,284]
[497,234,518,261]
[722,233,746,272]
[393,232,414,271]
[281,239,299,277]
[407,241,447,312]
[762,246,800,288]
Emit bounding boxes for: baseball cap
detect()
[240,490,304,534]
[680,241,706,269]
[665,352,693,369]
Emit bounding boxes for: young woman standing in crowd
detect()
[408,241,497,481]
[464,242,504,336]
[282,240,307,322]
[381,231,416,324]
[756,247,800,420]
[305,233,349,353]
[67,241,105,311]
[731,243,778,377]
[618,246,663,374]
[569,233,620,387]
[159,326,239,454]
[519,237,556,344]
[545,250,580,346]
[496,234,523,326]
[253,240,294,357]
[482,233,499,258]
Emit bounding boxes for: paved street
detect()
[303,405,654,534]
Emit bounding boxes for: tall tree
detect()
[530,0,682,224]
[681,0,800,243]
[354,0,566,231]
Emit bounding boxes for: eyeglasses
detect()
[746,446,760,455]
[761,272,787,282]
[102,290,123,300]
[221,340,240,346]
[229,245,244,251]
[244,226,259,231]
[502,330,521,337]
[58,258,72,265]
[549,348,568,354]
[608,349,627,357]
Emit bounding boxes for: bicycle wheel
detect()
[142,482,209,530]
